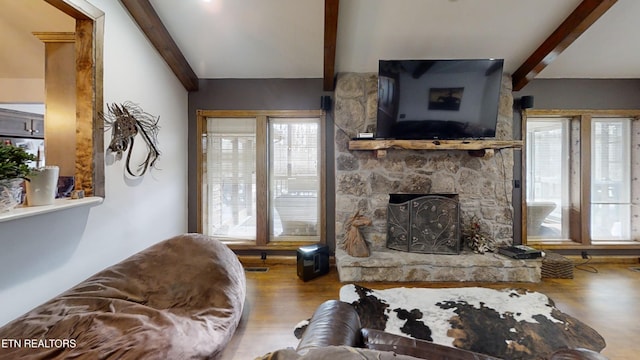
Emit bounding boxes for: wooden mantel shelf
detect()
[349,139,523,158]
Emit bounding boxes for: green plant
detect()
[0,144,37,181]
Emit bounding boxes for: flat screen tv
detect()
[376,59,504,140]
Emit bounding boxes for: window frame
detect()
[522,109,640,250]
[196,109,326,249]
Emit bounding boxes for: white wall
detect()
[0,0,188,326]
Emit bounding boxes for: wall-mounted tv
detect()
[376,59,504,140]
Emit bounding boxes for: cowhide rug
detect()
[296,285,606,360]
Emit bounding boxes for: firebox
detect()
[387,193,461,254]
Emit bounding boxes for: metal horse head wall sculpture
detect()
[102,102,160,177]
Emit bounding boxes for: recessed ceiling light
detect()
[201,0,222,13]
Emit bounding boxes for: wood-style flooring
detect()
[221,258,640,360]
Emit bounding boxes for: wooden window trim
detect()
[579,114,591,246]
[522,109,640,250]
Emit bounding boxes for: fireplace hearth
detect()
[387,193,460,254]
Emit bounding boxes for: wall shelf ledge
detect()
[0,197,103,223]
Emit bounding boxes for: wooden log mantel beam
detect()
[348,139,521,159]
[323,0,340,91]
[512,0,617,91]
[348,139,523,151]
[120,0,199,92]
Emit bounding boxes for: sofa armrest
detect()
[296,300,362,354]
[548,348,609,360]
[361,328,501,360]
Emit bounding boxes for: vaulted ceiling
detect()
[127,0,634,91]
[3,0,638,94]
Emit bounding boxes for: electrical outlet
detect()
[581,251,588,259]
[260,252,267,261]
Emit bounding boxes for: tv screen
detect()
[376,59,504,140]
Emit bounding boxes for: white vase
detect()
[0,178,24,212]
[26,166,60,206]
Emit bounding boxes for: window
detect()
[524,112,637,246]
[202,118,257,239]
[591,119,631,241]
[198,110,325,247]
[526,118,570,239]
[269,118,321,241]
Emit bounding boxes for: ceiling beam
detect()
[120,0,199,91]
[512,0,617,91]
[323,0,339,91]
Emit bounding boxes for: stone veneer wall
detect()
[334,72,517,251]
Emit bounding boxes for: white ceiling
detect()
[149,0,640,80]
[3,0,639,84]
[150,0,325,79]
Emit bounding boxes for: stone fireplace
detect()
[333,72,542,282]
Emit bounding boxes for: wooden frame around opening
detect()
[44,0,104,197]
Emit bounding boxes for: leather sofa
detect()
[260,300,608,360]
[0,233,246,359]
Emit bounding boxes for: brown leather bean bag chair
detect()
[0,233,246,359]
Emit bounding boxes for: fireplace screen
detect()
[387,194,461,254]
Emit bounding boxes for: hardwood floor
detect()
[221,258,640,360]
